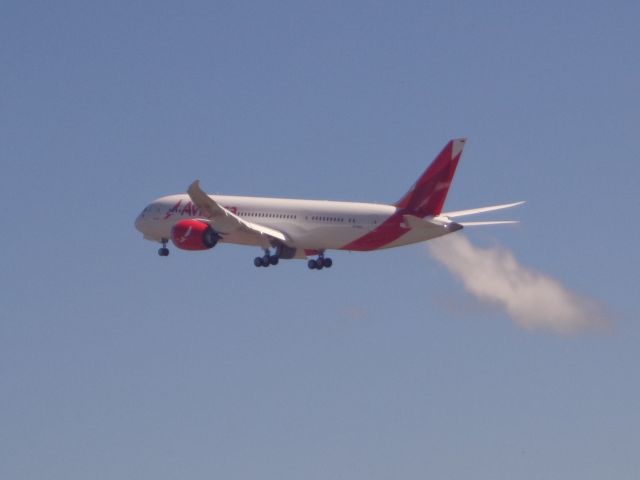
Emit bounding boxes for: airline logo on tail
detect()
[395,138,465,217]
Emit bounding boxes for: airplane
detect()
[134,138,523,270]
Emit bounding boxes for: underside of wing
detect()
[187,180,287,248]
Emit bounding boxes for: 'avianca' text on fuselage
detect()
[134,138,524,270]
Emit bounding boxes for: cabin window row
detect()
[239,212,297,219]
[311,216,344,222]
[310,216,359,223]
[235,212,361,223]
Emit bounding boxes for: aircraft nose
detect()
[134,212,145,233]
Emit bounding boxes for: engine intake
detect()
[171,219,220,251]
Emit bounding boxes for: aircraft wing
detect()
[187,180,287,248]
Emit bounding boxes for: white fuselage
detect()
[133,140,522,266]
[134,193,453,253]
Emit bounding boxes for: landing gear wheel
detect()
[269,255,279,266]
[254,257,263,267]
[308,253,333,270]
[158,239,169,257]
[262,255,271,267]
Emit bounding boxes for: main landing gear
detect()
[308,253,332,270]
[254,249,279,268]
[158,239,170,257]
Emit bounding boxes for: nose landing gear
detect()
[158,239,170,257]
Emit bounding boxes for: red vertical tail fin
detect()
[395,138,466,217]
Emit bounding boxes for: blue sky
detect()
[1,1,638,478]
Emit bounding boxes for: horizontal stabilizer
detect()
[442,201,525,218]
[403,214,464,232]
[459,220,519,226]
[403,214,443,230]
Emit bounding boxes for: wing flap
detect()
[239,219,287,242]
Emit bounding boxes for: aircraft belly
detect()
[286,225,368,250]
[144,215,451,252]
[217,224,363,250]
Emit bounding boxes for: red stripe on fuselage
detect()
[339,138,464,251]
[339,212,409,251]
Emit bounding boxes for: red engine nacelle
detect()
[170,219,220,251]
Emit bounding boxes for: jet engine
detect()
[170,219,220,250]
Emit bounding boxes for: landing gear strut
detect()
[158,239,170,257]
[308,252,332,270]
[254,248,279,267]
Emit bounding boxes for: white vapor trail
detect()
[428,234,607,334]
